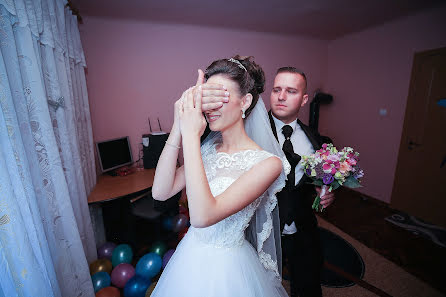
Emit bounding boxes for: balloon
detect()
[124,275,151,297]
[145,281,157,297]
[162,216,173,231]
[166,237,178,249]
[98,242,117,260]
[96,286,121,297]
[111,263,135,288]
[135,253,162,279]
[162,249,175,269]
[172,214,188,232]
[178,205,188,214]
[90,258,113,275]
[112,244,133,267]
[91,271,111,293]
[150,241,167,257]
[178,227,189,241]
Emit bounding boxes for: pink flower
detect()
[331,167,337,175]
[323,163,332,173]
[347,158,357,166]
[322,143,328,149]
[340,161,351,174]
[327,154,340,162]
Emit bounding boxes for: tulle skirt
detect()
[151,229,288,297]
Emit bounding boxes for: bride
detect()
[151,56,289,297]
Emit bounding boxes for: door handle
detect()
[408,140,421,150]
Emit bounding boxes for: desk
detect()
[88,169,155,245]
[88,169,155,204]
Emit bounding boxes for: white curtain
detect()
[0,0,96,296]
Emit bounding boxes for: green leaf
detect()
[311,180,324,187]
[312,196,321,211]
[343,176,362,188]
[331,181,341,190]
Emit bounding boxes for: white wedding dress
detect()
[151,140,289,297]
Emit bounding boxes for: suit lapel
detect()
[268,110,279,141]
[296,119,321,151]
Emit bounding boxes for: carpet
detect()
[385,213,446,248]
[319,227,365,288]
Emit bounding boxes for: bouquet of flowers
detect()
[301,143,364,211]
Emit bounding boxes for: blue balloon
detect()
[162,216,173,230]
[112,244,133,267]
[135,253,162,279]
[124,275,151,297]
[91,271,111,293]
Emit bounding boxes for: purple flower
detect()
[315,163,324,179]
[354,169,364,179]
[323,173,334,185]
[306,168,312,176]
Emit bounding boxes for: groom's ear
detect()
[242,93,253,111]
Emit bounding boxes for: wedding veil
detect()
[244,97,289,280]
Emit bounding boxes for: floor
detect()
[318,187,446,295]
[132,188,446,296]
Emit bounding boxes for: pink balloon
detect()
[111,263,135,288]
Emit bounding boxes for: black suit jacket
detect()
[268,111,332,230]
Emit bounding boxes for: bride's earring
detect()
[241,109,246,119]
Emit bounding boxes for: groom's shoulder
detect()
[297,118,333,145]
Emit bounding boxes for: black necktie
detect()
[282,125,301,188]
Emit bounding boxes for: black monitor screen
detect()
[96,137,133,172]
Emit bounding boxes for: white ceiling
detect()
[71,0,443,40]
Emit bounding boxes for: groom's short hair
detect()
[276,67,307,93]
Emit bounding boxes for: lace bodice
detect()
[188,142,278,248]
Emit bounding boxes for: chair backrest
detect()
[130,191,162,220]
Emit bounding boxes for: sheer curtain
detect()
[0,0,96,296]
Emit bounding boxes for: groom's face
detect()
[270,72,308,124]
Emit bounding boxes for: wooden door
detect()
[391,47,446,228]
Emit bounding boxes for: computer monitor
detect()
[96,136,133,173]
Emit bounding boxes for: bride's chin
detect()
[209,125,222,132]
[209,122,223,132]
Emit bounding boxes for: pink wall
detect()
[80,5,446,204]
[323,5,446,202]
[79,18,327,165]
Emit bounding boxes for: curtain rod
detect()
[66,0,83,24]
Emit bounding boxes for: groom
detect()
[268,67,334,297]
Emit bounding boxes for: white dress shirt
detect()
[271,114,315,235]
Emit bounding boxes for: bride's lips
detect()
[207,114,221,122]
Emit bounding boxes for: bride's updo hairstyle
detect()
[204,55,265,119]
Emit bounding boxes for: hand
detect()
[179,85,206,139]
[316,186,335,208]
[173,70,206,129]
[195,69,229,112]
[174,87,192,129]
